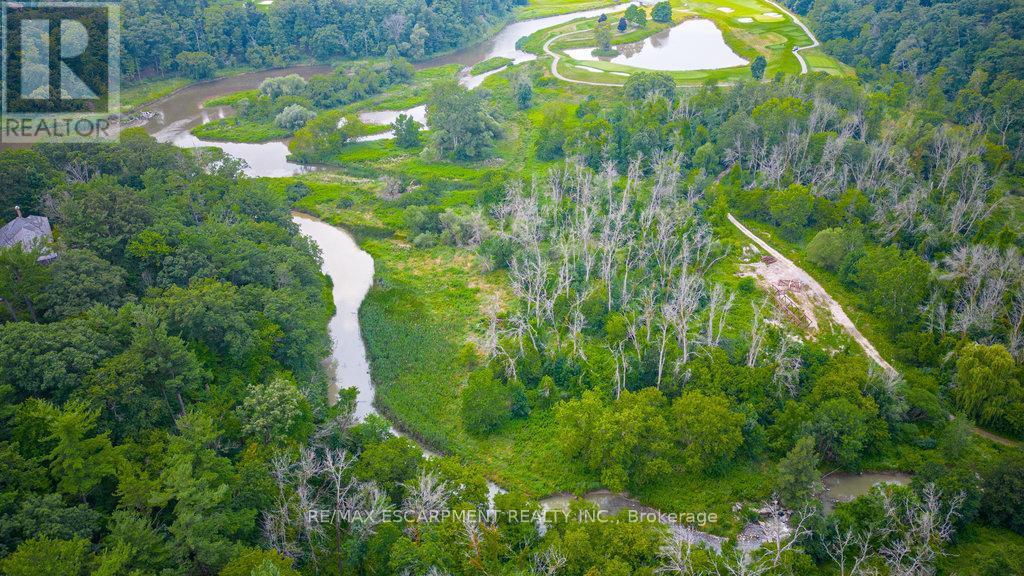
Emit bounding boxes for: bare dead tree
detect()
[532,547,568,575]
[747,299,770,367]
[877,483,965,576]
[402,470,451,541]
[919,290,949,336]
[321,448,357,576]
[350,482,391,541]
[656,542,698,575]
[475,294,502,360]
[378,175,407,200]
[820,524,877,576]
[63,159,97,183]
[295,447,326,568]
[941,244,1022,336]
[1009,291,1024,361]
[756,498,815,569]
[704,283,735,348]
[264,454,299,557]
[656,301,676,390]
[671,271,704,365]
[772,336,803,399]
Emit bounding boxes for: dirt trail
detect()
[543,31,625,87]
[731,215,1024,448]
[969,424,1020,447]
[761,0,820,74]
[728,214,897,376]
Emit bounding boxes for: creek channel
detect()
[144,3,894,551]
[133,3,644,175]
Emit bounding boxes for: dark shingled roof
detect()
[0,215,57,262]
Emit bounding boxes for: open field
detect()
[190,117,292,142]
[532,0,848,85]
[515,0,627,19]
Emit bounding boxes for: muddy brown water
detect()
[822,472,912,513]
[124,2,643,174]
[135,66,331,177]
[292,212,374,417]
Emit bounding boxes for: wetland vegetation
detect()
[2,0,1023,574]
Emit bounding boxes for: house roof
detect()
[0,215,57,262]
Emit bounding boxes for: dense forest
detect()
[791,0,1024,159]
[0,132,340,574]
[122,0,520,80]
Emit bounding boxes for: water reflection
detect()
[292,212,375,417]
[563,19,747,71]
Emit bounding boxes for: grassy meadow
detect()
[143,0,978,541]
[534,0,848,85]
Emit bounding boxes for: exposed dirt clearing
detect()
[728,214,897,376]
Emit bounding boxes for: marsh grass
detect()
[191,117,291,142]
[471,57,514,76]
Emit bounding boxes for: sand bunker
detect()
[737,17,753,22]
[574,64,629,78]
[717,6,734,12]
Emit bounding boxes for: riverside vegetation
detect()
[1,0,1024,575]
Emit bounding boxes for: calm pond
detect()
[135,2,645,173]
[343,105,428,142]
[563,18,747,71]
[822,472,912,513]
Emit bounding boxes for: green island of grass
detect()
[6,0,1023,573]
[191,117,292,142]
[470,56,514,76]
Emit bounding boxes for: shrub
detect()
[392,114,421,149]
[623,72,676,101]
[274,105,316,131]
[625,4,647,27]
[651,2,672,23]
[806,227,863,271]
[259,74,308,100]
[750,55,767,80]
[461,369,511,434]
[768,184,814,241]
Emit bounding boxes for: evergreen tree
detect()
[775,436,822,508]
[393,113,421,148]
[750,55,767,80]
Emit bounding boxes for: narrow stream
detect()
[292,213,374,417]
[291,211,506,507]
[166,3,834,551]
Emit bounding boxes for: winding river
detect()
[292,213,375,417]
[134,3,641,175]
[143,2,885,551]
